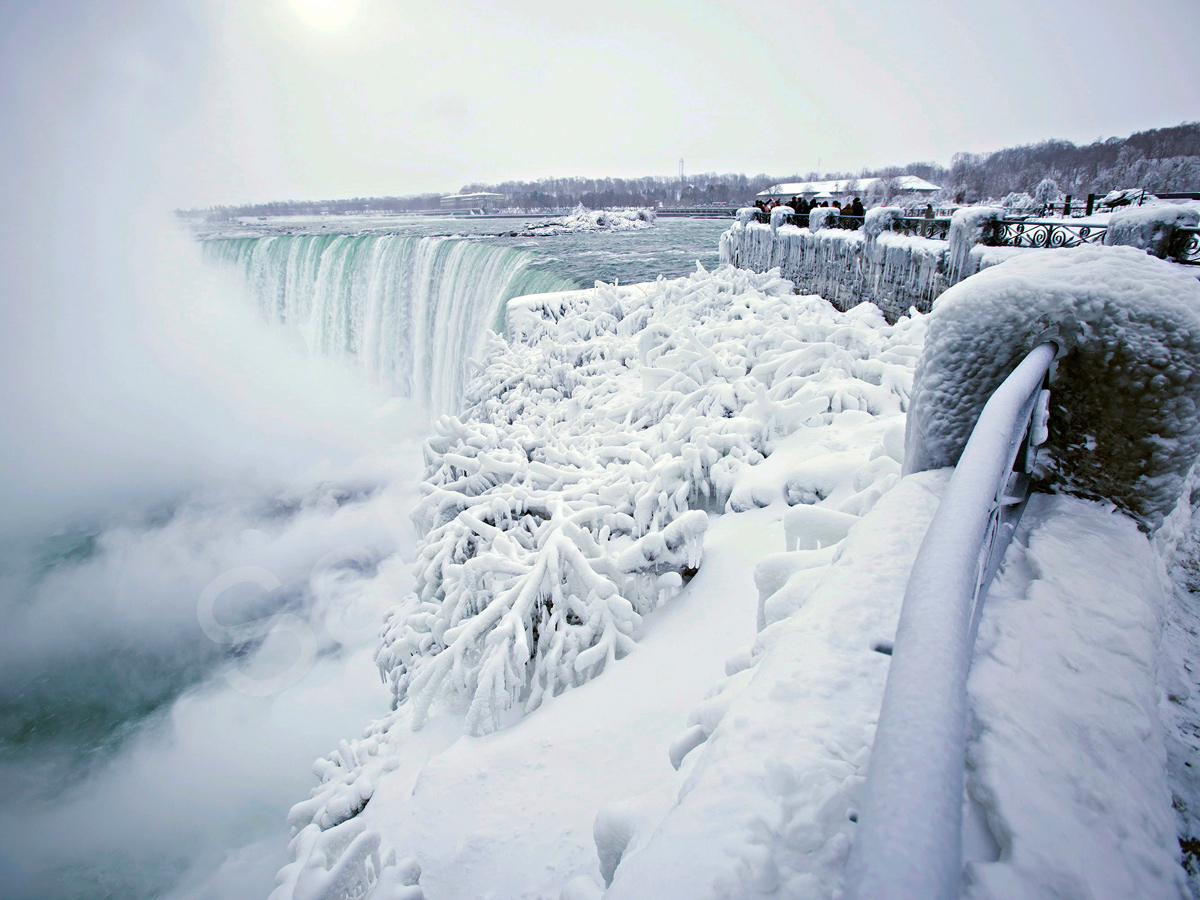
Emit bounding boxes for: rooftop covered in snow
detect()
[758,175,940,200]
[439,191,505,209]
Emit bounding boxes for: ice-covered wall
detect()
[720,220,950,321]
[721,204,1199,324]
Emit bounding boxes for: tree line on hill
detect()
[187,122,1200,219]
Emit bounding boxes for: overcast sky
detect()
[4,0,1200,206]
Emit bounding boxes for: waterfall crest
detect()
[203,233,576,412]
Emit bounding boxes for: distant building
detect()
[440,192,504,211]
[757,175,940,205]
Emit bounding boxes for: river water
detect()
[0,214,728,900]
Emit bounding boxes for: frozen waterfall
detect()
[203,233,576,413]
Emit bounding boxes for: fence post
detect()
[1086,193,1095,216]
[1063,195,1072,217]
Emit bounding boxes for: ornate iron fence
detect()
[1176,227,1200,266]
[991,218,1108,249]
[892,216,952,241]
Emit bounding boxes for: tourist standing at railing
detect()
[923,202,935,236]
[850,197,865,218]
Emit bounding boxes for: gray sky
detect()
[5,0,1200,206]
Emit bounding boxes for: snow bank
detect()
[906,246,1200,529]
[964,493,1188,899]
[521,205,656,235]
[1157,463,1200,896]
[604,470,947,900]
[1104,203,1200,259]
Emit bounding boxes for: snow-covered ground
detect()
[271,255,1196,899]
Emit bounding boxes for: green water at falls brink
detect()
[203,233,577,413]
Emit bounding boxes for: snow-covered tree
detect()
[374,266,919,735]
[1032,177,1063,210]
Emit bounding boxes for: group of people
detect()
[751,197,941,232]
[753,195,867,222]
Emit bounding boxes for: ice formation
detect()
[861,205,903,240]
[276,264,923,899]
[807,207,839,232]
[946,206,1004,283]
[1104,202,1200,259]
[769,205,793,235]
[520,205,656,235]
[1104,188,1158,208]
[906,246,1200,529]
[720,215,948,319]
[374,263,921,737]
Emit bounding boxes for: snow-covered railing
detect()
[844,342,1058,900]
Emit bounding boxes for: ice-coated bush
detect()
[906,245,1200,528]
[998,191,1037,212]
[376,264,918,734]
[1032,177,1063,207]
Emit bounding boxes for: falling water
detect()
[203,234,578,413]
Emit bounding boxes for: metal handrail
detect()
[844,342,1057,900]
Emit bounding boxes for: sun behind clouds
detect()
[287,0,362,32]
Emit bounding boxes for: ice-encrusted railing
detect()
[844,342,1058,900]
